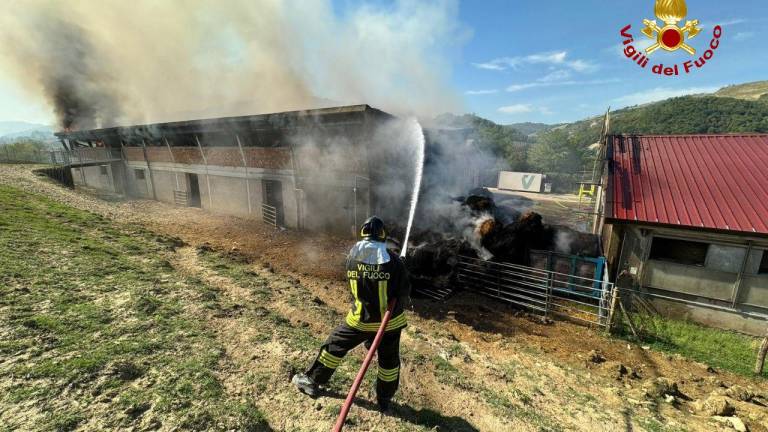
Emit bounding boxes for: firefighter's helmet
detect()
[360,216,386,241]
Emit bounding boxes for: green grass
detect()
[0,185,270,431]
[637,417,688,432]
[620,313,764,377]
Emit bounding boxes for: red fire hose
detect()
[331,298,397,432]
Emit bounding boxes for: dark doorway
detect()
[263,180,284,226]
[187,173,201,208]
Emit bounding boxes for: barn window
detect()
[135,169,146,180]
[99,165,108,175]
[759,252,768,275]
[648,237,708,266]
[705,244,747,273]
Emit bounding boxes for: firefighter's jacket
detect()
[344,240,410,332]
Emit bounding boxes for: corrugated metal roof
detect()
[607,134,768,235]
[54,104,392,139]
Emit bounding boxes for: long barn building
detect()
[54,105,477,236]
[55,105,397,234]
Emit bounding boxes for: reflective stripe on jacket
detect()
[344,242,410,332]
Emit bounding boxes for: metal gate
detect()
[173,190,189,207]
[457,255,614,327]
[262,203,278,228]
[530,250,606,295]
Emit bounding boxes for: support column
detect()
[731,241,753,308]
[289,144,303,230]
[76,147,87,186]
[141,140,158,200]
[164,138,180,190]
[116,140,130,195]
[195,135,214,209]
[235,134,252,215]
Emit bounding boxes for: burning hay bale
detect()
[401,188,601,299]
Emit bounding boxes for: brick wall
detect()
[124,147,145,161]
[243,148,291,169]
[125,145,291,169]
[145,147,174,163]
[203,148,245,167]
[169,147,204,165]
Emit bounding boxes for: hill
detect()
[504,122,558,137]
[0,121,48,136]
[0,121,56,146]
[611,95,768,134]
[536,91,768,148]
[0,121,45,136]
[438,85,768,190]
[715,81,768,101]
[547,80,768,137]
[505,87,768,188]
[432,113,532,170]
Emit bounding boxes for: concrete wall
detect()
[302,185,356,235]
[284,182,300,230]
[71,167,85,186]
[195,174,300,227]
[125,164,152,199]
[643,260,738,302]
[149,169,178,204]
[742,275,768,309]
[110,162,127,195]
[203,174,250,217]
[77,144,358,232]
[120,160,304,228]
[648,296,768,336]
[609,223,768,335]
[71,164,116,193]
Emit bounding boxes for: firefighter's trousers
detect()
[306,324,402,400]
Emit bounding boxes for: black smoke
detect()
[36,16,121,130]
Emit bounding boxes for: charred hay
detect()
[400,188,600,298]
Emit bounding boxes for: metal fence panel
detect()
[457,255,614,327]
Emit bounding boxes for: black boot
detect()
[377,398,393,415]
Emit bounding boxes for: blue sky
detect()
[455,0,767,124]
[1,0,766,126]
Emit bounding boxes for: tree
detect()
[0,139,49,162]
[611,96,768,134]
[528,129,589,174]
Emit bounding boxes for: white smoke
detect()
[0,0,468,129]
[554,229,574,254]
[464,213,494,260]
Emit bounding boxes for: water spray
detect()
[332,119,425,431]
[400,118,425,257]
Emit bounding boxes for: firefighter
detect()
[292,216,411,413]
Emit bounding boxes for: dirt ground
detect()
[1,164,766,432]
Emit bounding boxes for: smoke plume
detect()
[0,0,466,130]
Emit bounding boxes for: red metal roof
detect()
[607,134,768,235]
